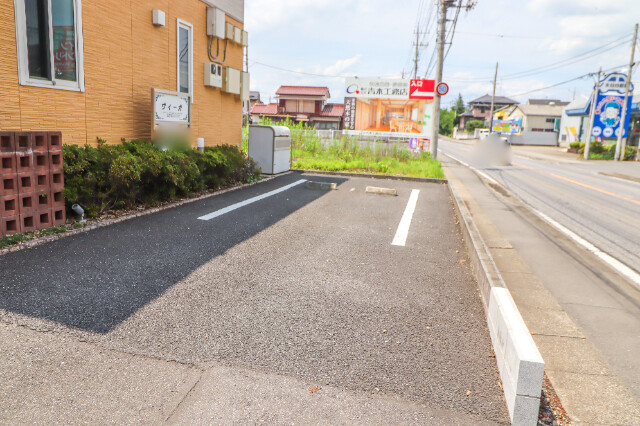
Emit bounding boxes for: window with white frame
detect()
[177,20,193,101]
[14,0,84,91]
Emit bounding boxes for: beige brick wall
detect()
[0,0,244,147]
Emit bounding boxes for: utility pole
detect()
[614,23,638,161]
[430,0,448,159]
[488,62,498,134]
[585,67,601,160]
[413,26,420,79]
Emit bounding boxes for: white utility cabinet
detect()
[248,125,291,174]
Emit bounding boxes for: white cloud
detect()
[323,54,362,76]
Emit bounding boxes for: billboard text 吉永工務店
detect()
[344,78,435,139]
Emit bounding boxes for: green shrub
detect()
[63,139,260,216]
[465,119,485,133]
[569,142,584,150]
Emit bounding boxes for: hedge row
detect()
[63,140,260,217]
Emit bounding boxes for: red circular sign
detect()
[436,82,449,96]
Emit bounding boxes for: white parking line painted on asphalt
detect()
[392,189,420,246]
[198,179,307,221]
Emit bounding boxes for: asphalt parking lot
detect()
[0,172,508,424]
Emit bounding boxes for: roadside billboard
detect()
[492,118,522,135]
[591,93,632,138]
[343,78,435,139]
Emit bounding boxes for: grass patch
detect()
[251,118,444,179]
[0,223,84,250]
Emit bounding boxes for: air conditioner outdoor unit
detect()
[204,62,223,88]
[223,66,241,95]
[206,7,225,38]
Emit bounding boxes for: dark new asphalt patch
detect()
[0,173,346,333]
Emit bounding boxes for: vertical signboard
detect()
[591,93,633,138]
[343,97,357,131]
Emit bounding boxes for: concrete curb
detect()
[0,175,280,257]
[291,169,447,184]
[365,186,397,196]
[305,181,337,190]
[447,177,544,426]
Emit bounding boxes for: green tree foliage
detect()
[465,119,485,133]
[454,94,466,115]
[439,108,455,136]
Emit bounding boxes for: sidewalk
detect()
[442,157,640,424]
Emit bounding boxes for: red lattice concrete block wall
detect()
[0,131,65,237]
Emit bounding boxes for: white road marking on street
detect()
[528,208,640,291]
[198,179,307,221]
[442,148,640,290]
[440,151,500,186]
[392,189,420,246]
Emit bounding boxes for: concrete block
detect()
[48,131,62,152]
[488,287,544,425]
[15,152,33,173]
[37,210,52,229]
[50,171,64,189]
[0,153,16,175]
[365,186,397,196]
[17,173,34,193]
[33,152,49,171]
[2,195,19,217]
[305,181,337,190]
[51,207,66,226]
[20,213,36,233]
[36,191,51,210]
[35,172,49,191]
[0,132,15,153]
[49,151,63,171]
[14,132,32,152]
[51,189,64,207]
[2,176,18,196]
[18,192,36,213]
[32,132,49,152]
[2,215,20,235]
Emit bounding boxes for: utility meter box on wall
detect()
[204,62,223,88]
[241,72,250,101]
[206,7,225,38]
[223,67,241,95]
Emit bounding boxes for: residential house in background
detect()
[250,86,344,129]
[497,101,566,133]
[1,0,248,147]
[457,94,518,130]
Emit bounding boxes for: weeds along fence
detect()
[248,117,420,162]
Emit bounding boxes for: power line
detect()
[448,33,633,82]
[506,60,640,98]
[250,61,350,78]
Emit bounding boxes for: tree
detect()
[439,108,455,136]
[465,119,485,133]
[454,94,466,115]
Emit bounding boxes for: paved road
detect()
[439,137,640,277]
[439,137,640,400]
[0,172,508,424]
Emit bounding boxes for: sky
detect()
[244,0,640,108]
